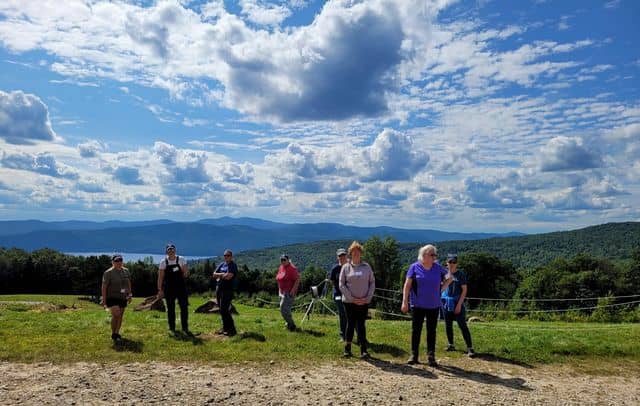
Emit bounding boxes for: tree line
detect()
[1,237,639,321]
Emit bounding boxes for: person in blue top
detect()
[442,254,475,357]
[328,248,349,341]
[401,244,452,366]
[212,249,238,336]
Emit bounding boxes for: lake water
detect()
[66,252,212,263]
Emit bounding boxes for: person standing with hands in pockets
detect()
[101,254,132,343]
[157,243,191,336]
[212,249,238,336]
[443,254,475,357]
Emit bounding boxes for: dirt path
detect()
[1,357,637,405]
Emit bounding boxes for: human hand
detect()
[401,302,409,314]
[454,304,461,315]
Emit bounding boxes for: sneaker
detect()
[445,344,456,352]
[467,348,476,358]
[226,331,237,337]
[214,329,226,335]
[183,330,194,337]
[343,350,353,358]
[407,356,420,365]
[360,352,370,359]
[427,353,438,367]
[287,324,297,332]
[111,333,117,341]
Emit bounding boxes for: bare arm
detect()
[455,284,467,314]
[401,278,412,313]
[440,275,453,292]
[127,277,133,303]
[101,282,107,307]
[157,269,165,298]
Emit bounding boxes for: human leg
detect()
[425,308,440,365]
[279,293,296,330]
[335,298,347,339]
[219,290,236,335]
[444,310,455,349]
[165,295,176,331]
[455,307,474,352]
[410,307,426,361]
[177,293,189,332]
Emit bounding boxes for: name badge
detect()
[120,289,126,293]
[335,296,342,301]
[355,271,363,276]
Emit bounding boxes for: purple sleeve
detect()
[406,263,415,279]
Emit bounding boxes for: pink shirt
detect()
[276,263,299,293]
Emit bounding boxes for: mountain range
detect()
[0,217,522,256]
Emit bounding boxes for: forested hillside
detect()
[228,222,640,271]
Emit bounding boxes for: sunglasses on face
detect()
[280,259,287,262]
[448,260,457,264]
[113,259,123,262]
[223,254,231,257]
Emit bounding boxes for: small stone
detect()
[399,396,404,401]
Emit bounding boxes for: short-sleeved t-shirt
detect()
[158,256,187,271]
[329,263,342,297]
[445,270,468,299]
[102,267,131,300]
[276,263,299,294]
[406,261,447,309]
[215,261,238,291]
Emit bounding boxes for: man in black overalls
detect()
[157,243,191,335]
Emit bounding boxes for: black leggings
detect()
[344,303,368,350]
[445,307,473,348]
[166,294,189,331]
[411,307,440,357]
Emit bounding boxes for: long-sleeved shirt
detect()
[339,261,375,304]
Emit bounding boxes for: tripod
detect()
[301,279,337,324]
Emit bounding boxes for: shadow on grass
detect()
[113,337,144,353]
[170,331,204,346]
[364,357,437,379]
[297,328,325,337]
[474,352,534,369]
[239,331,267,342]
[437,364,532,391]
[368,342,408,357]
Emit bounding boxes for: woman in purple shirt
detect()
[401,244,452,366]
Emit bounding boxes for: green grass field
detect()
[1,295,639,370]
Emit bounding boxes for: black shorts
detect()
[106,298,128,308]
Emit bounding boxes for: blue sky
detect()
[0,0,638,233]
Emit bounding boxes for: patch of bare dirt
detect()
[0,357,637,405]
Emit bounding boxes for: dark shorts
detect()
[106,298,128,308]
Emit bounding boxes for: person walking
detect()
[157,243,191,336]
[443,254,475,357]
[328,248,349,341]
[100,254,132,342]
[339,241,375,358]
[401,244,452,366]
[212,249,238,336]
[276,254,299,331]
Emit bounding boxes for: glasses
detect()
[167,247,175,251]
[223,254,231,257]
[447,260,457,264]
[428,253,437,257]
[280,258,287,262]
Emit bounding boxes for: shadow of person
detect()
[437,364,532,391]
[367,342,408,357]
[113,337,144,353]
[364,357,437,379]
[170,331,204,346]
[298,328,325,337]
[239,331,267,342]
[474,352,534,369]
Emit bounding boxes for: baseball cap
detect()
[166,243,176,251]
[112,254,123,261]
[280,254,289,261]
[446,253,458,263]
[336,248,347,256]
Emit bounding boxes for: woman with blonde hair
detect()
[339,241,375,358]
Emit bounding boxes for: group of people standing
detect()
[101,240,474,366]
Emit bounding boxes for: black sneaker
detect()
[111,333,117,341]
[445,344,456,352]
[343,350,353,358]
[427,353,438,367]
[287,324,297,332]
[226,331,237,337]
[467,348,476,358]
[407,356,420,365]
[360,351,370,359]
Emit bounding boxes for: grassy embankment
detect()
[1,295,638,372]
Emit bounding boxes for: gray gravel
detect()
[1,359,637,405]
